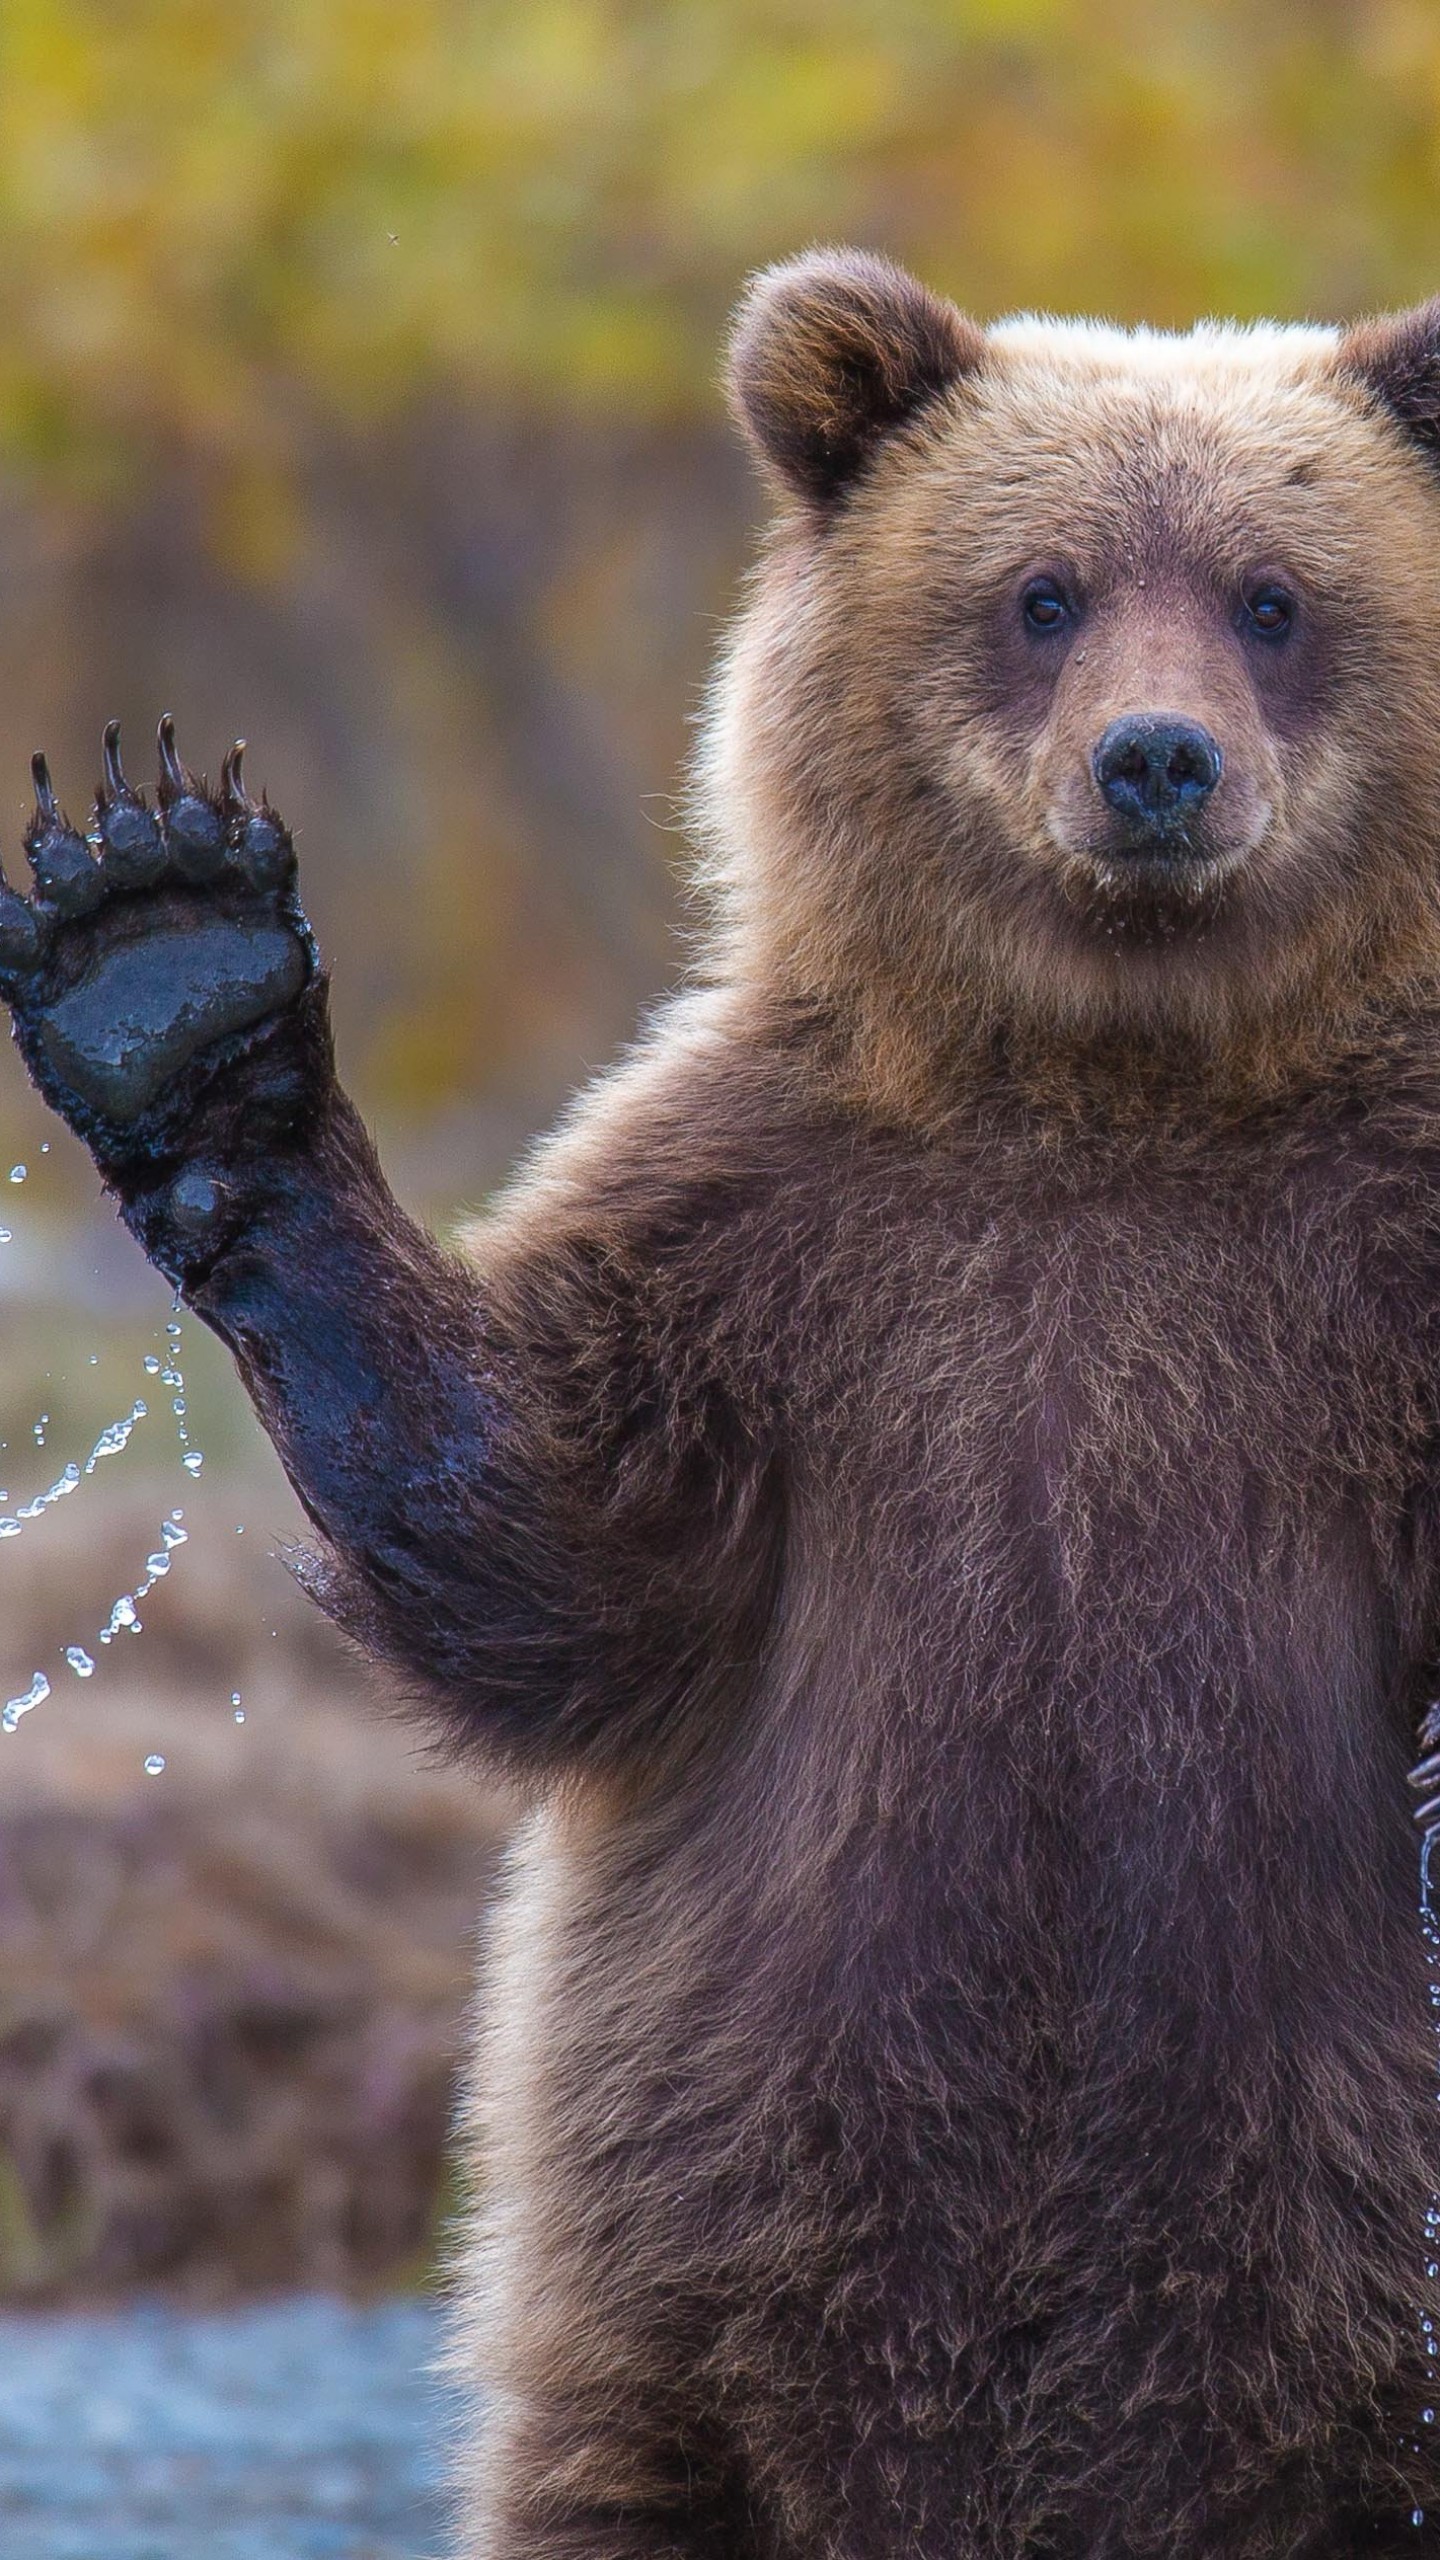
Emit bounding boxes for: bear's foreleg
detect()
[0,727,779,1775]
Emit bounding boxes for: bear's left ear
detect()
[1336,297,1440,459]
[725,249,985,511]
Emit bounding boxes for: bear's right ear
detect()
[725,250,985,510]
[1336,297,1440,460]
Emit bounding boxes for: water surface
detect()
[0,2295,452,2559]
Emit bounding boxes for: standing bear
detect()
[5,252,1440,2556]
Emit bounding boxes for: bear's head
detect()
[699,251,1440,1113]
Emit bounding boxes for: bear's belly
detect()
[464,1483,1435,2529]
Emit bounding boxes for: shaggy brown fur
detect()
[27,253,1440,2554]
[428,266,1440,2557]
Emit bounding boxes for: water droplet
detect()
[144,1552,170,1578]
[1415,2510,1426,2529]
[182,1451,204,1475]
[13,1462,81,1524]
[64,1646,94,1679]
[2,1671,48,1732]
[160,1519,188,1550]
[0,1230,12,1246]
[100,1594,138,1642]
[84,1400,148,1472]
[0,1520,20,1540]
[142,1354,160,1374]
[143,1753,165,1776]
[171,1398,186,1419]
[8,1166,25,1185]
[38,1142,48,1155]
[233,1707,245,1723]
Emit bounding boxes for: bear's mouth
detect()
[1060,834,1242,941]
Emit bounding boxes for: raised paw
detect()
[0,719,322,1188]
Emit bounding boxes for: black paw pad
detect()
[0,888,44,976]
[26,754,103,919]
[95,721,165,888]
[222,743,296,892]
[2,721,318,1152]
[158,714,226,882]
[166,1167,229,1244]
[35,917,308,1122]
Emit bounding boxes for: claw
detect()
[100,719,127,804]
[30,752,59,827]
[156,713,187,801]
[155,715,227,882]
[94,719,165,888]
[220,740,253,815]
[25,757,103,920]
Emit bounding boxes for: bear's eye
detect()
[1022,579,1071,633]
[1242,583,1295,639]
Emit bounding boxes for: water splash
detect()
[84,1400,148,1473]
[14,1462,80,1524]
[0,1319,205,1725]
[1,1457,88,1537]
[2,1671,49,1733]
[98,1593,139,1644]
[97,1507,190,1650]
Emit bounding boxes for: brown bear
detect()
[5,252,1440,2555]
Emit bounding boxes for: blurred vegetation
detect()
[0,0,1438,1170]
[0,1476,505,2303]
[1,0,1440,2300]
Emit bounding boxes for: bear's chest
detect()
[791,1133,1439,1596]
[732,1130,1440,1917]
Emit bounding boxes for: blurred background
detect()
[2,0,1440,2346]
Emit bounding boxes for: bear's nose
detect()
[1092,715,1223,834]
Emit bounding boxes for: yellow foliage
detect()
[0,0,1437,481]
[2,1,1440,1137]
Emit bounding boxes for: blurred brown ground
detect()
[0,1470,511,2303]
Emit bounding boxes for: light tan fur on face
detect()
[699,308,1440,1125]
